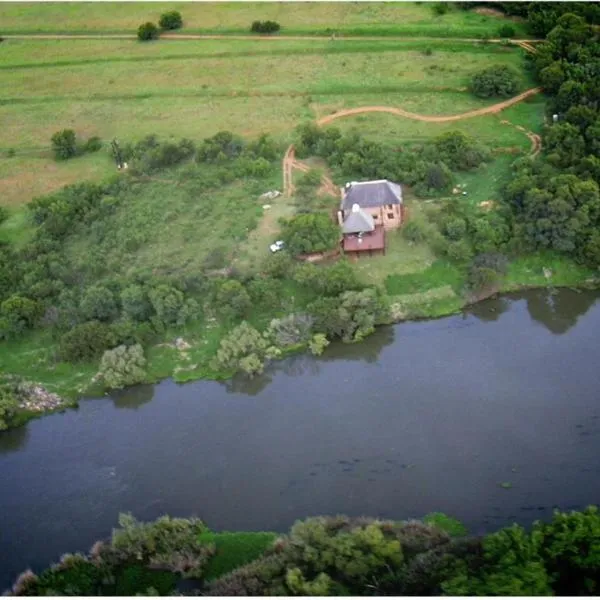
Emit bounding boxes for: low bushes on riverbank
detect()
[9,507,600,596]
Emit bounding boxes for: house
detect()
[337,180,403,258]
[338,179,404,231]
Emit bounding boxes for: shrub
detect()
[434,131,491,171]
[262,251,294,279]
[0,206,8,226]
[470,65,520,98]
[443,217,467,241]
[281,213,339,256]
[309,333,329,356]
[468,266,499,291]
[424,162,453,191]
[0,295,43,339]
[215,280,252,321]
[137,22,160,41]
[51,129,77,160]
[423,513,468,538]
[59,321,117,362]
[83,136,102,153]
[120,285,153,322]
[80,285,118,322]
[498,24,516,38]
[247,277,284,311]
[99,344,147,390]
[110,513,213,578]
[432,2,449,16]
[197,131,245,163]
[0,386,20,431]
[446,240,473,262]
[211,321,270,377]
[250,20,281,34]
[148,284,197,329]
[159,10,183,30]
[6,148,15,158]
[402,220,429,244]
[267,313,314,347]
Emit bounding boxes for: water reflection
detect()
[466,295,510,323]
[321,325,395,363]
[0,423,29,454]
[111,385,155,410]
[525,288,598,334]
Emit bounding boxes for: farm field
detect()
[0,2,529,37]
[0,37,534,206]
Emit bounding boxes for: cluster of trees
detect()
[210,259,391,377]
[137,10,183,41]
[13,507,600,596]
[501,12,600,267]
[295,123,490,198]
[50,129,102,161]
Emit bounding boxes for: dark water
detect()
[1,288,600,589]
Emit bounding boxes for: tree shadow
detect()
[525,288,599,335]
[465,295,511,323]
[0,424,30,455]
[111,384,155,410]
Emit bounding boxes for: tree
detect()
[120,285,153,322]
[434,131,490,171]
[148,285,197,328]
[80,285,118,322]
[308,333,329,356]
[211,321,270,377]
[0,294,43,339]
[0,386,19,431]
[280,213,339,256]
[267,313,314,347]
[215,280,252,321]
[51,129,77,160]
[498,24,516,38]
[470,65,520,98]
[59,321,117,362]
[137,22,160,41]
[99,344,147,390]
[534,506,600,595]
[158,10,183,30]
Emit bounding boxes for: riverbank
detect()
[1,267,598,432]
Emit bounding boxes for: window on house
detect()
[387,213,394,219]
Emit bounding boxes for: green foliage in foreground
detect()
[13,508,600,597]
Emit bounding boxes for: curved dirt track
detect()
[284,87,543,196]
[317,87,541,126]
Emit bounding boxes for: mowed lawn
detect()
[0,2,528,37]
[0,36,531,206]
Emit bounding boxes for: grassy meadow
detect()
[0,2,529,37]
[0,37,535,206]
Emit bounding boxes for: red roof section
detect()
[343,225,385,252]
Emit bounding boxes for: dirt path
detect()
[2,33,544,43]
[316,87,541,126]
[284,87,543,196]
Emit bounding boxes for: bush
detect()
[446,240,473,262]
[80,285,118,322]
[83,136,102,153]
[281,213,339,256]
[0,295,43,339]
[402,220,430,244]
[470,65,520,98]
[262,251,294,279]
[211,321,270,377]
[120,285,153,322]
[468,266,499,291]
[197,131,245,163]
[110,513,213,578]
[250,20,281,34]
[59,321,117,362]
[434,131,491,171]
[159,10,183,30]
[309,333,329,356]
[267,313,314,347]
[498,24,516,38]
[137,22,160,41]
[99,344,147,390]
[0,386,20,431]
[432,2,449,16]
[148,284,197,329]
[443,217,467,241]
[51,129,77,160]
[423,162,453,192]
[215,280,252,321]
[247,277,283,311]
[0,206,8,226]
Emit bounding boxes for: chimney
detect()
[351,203,361,213]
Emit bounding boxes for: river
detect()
[1,288,600,589]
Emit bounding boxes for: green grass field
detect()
[0,2,529,37]
[0,35,532,206]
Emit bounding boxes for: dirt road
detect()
[1,33,544,43]
[284,87,543,196]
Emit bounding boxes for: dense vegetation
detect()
[10,507,600,596]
